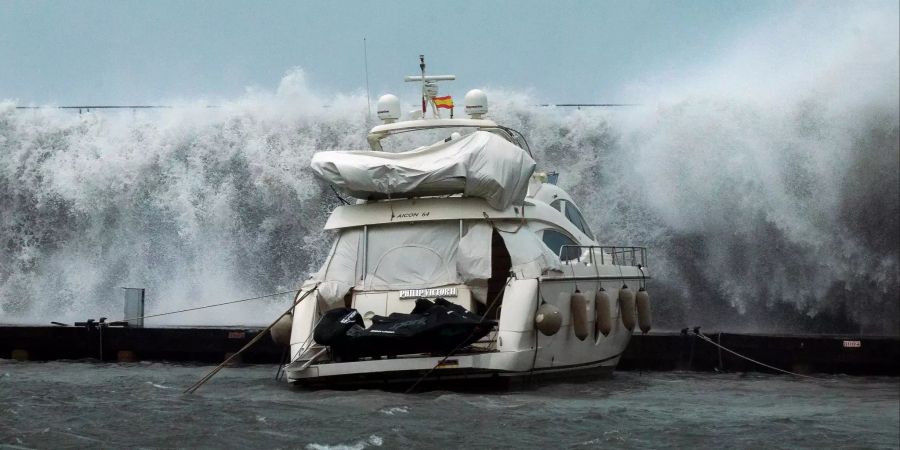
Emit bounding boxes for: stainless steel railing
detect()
[557,245,647,267]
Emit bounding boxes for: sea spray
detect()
[0,70,368,324]
[1,5,897,333]
[487,3,899,334]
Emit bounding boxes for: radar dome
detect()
[464,89,488,118]
[376,94,401,123]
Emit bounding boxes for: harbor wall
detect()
[1,326,896,376]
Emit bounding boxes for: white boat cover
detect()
[310,131,536,210]
[311,221,562,308]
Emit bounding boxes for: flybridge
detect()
[312,56,538,209]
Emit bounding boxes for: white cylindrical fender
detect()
[636,287,652,334]
[570,290,589,341]
[270,312,293,346]
[594,287,612,337]
[535,302,562,336]
[618,285,636,332]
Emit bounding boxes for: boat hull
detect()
[285,235,645,390]
[287,350,623,390]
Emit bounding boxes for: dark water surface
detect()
[1,361,897,449]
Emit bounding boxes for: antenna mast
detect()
[364,38,371,118]
[419,55,426,115]
[404,55,456,118]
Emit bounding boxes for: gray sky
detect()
[0,1,810,105]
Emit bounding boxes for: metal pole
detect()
[123,288,145,327]
[419,55,426,115]
[364,38,371,118]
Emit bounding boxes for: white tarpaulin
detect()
[495,223,563,278]
[312,228,362,308]
[310,131,536,210]
[363,222,461,290]
[310,221,563,307]
[456,222,493,282]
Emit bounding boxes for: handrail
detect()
[556,244,647,267]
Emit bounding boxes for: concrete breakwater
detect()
[1,325,896,376]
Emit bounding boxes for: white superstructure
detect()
[283,58,650,388]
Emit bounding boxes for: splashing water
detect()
[1,4,897,333]
[0,70,365,325]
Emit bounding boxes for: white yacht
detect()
[283,58,651,389]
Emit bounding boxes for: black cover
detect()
[313,308,364,346]
[313,298,496,360]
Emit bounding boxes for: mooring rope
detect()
[184,284,319,394]
[115,289,299,323]
[528,279,548,384]
[404,280,508,394]
[691,330,823,380]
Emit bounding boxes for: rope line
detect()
[692,331,822,380]
[402,215,523,392]
[404,280,509,394]
[287,314,327,365]
[184,285,318,394]
[116,290,298,323]
[528,279,547,383]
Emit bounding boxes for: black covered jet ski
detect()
[313,298,496,361]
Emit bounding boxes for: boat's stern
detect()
[284,278,633,389]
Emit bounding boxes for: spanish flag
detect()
[433,95,454,109]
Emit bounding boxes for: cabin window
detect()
[563,203,594,240]
[540,229,581,262]
[549,199,594,240]
[550,199,564,212]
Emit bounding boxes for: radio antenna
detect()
[419,55,426,115]
[364,38,372,118]
[404,56,455,119]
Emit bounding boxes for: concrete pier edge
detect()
[0,326,897,375]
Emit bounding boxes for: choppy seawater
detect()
[1,361,897,449]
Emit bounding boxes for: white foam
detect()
[305,435,382,450]
[1,4,897,332]
[378,406,409,415]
